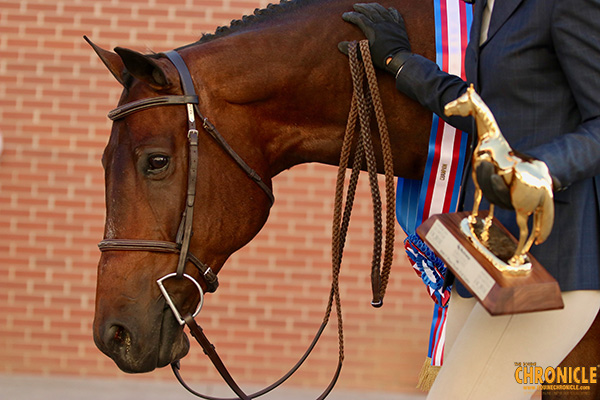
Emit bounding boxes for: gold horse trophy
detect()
[445,85,554,274]
[417,85,563,315]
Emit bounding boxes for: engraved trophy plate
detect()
[418,212,563,315]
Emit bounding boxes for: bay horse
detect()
[88,0,597,398]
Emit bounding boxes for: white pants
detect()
[427,291,600,400]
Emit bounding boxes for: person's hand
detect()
[339,3,412,75]
[475,160,514,210]
[475,154,561,211]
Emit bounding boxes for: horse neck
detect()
[471,98,504,143]
[185,0,434,180]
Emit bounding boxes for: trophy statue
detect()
[417,86,563,315]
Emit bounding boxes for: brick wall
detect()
[0,0,433,394]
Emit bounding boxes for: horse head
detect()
[88,39,273,373]
[444,84,477,119]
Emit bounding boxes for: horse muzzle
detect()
[93,303,190,373]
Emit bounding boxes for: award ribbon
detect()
[396,0,472,388]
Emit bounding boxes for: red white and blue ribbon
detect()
[396,0,472,368]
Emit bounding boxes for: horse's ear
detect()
[114,47,170,90]
[84,36,128,87]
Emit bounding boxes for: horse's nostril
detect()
[113,325,131,345]
[105,324,132,349]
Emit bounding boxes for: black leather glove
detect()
[339,3,412,75]
[475,153,562,211]
[475,160,514,210]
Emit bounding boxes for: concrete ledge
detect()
[0,374,426,400]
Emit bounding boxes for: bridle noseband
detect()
[98,50,274,302]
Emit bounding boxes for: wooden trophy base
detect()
[417,211,564,315]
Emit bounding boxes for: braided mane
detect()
[197,0,314,43]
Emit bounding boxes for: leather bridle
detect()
[97,50,276,397]
[98,50,274,297]
[97,50,341,400]
[97,41,391,400]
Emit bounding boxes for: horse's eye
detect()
[147,155,169,172]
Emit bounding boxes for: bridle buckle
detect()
[187,129,199,142]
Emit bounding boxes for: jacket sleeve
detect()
[394,54,472,133]
[525,0,600,188]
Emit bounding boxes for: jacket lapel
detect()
[469,0,486,48]
[465,0,487,89]
[482,0,525,45]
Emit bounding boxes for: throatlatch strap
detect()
[165,49,275,207]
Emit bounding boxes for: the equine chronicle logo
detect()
[514,362,596,395]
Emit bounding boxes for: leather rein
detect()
[97,41,394,399]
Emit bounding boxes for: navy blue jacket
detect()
[396,0,600,292]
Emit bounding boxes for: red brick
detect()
[12,342,45,354]
[24,26,58,36]
[5,12,38,23]
[44,15,76,25]
[0,1,20,10]
[63,4,95,14]
[26,2,58,12]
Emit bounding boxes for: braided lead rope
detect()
[325,39,397,373]
[332,40,396,309]
[352,43,386,307]
[359,40,396,303]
